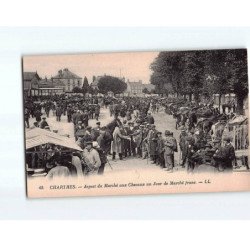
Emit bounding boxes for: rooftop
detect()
[23,72,40,81]
[38,78,65,88]
[53,68,82,79]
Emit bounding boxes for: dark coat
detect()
[91,128,100,141]
[56,107,62,116]
[40,120,49,129]
[147,129,158,155]
[146,115,155,124]
[164,136,177,155]
[221,143,235,169]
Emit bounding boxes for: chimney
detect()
[64,68,68,71]
[58,70,62,77]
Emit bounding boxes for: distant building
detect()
[126,80,143,95]
[23,72,41,96]
[52,68,82,92]
[37,77,65,96]
[126,80,155,95]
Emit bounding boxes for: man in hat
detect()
[92,141,107,175]
[56,105,62,122]
[163,130,177,172]
[142,124,150,159]
[40,117,49,129]
[146,124,158,163]
[34,108,42,123]
[82,109,89,127]
[72,110,80,125]
[123,124,132,157]
[24,107,30,128]
[66,104,73,123]
[97,126,112,155]
[44,102,50,118]
[146,112,155,125]
[219,136,236,171]
[136,124,145,157]
[92,121,101,141]
[179,127,187,166]
[156,131,165,167]
[130,125,143,157]
[82,141,101,175]
[81,126,93,147]
[74,120,84,141]
[94,104,100,121]
[112,124,130,161]
[185,136,196,172]
[212,139,224,170]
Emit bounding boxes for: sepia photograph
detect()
[22,49,250,198]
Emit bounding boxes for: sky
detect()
[23,51,159,84]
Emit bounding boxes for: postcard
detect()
[23,49,249,198]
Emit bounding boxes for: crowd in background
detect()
[25,94,246,179]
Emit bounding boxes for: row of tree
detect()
[150,49,248,114]
[72,75,128,95]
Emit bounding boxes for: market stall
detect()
[25,128,83,177]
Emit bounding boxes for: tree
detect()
[227,49,248,114]
[150,51,187,98]
[82,76,89,94]
[142,87,150,94]
[150,70,173,95]
[150,49,248,113]
[97,75,127,94]
[72,86,82,93]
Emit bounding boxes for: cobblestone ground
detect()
[26,106,222,175]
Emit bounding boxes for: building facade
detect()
[126,80,155,96]
[52,68,82,92]
[23,72,41,96]
[37,77,65,96]
[126,80,143,95]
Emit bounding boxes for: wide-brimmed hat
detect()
[96,121,101,125]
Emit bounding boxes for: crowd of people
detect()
[25,94,244,179]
